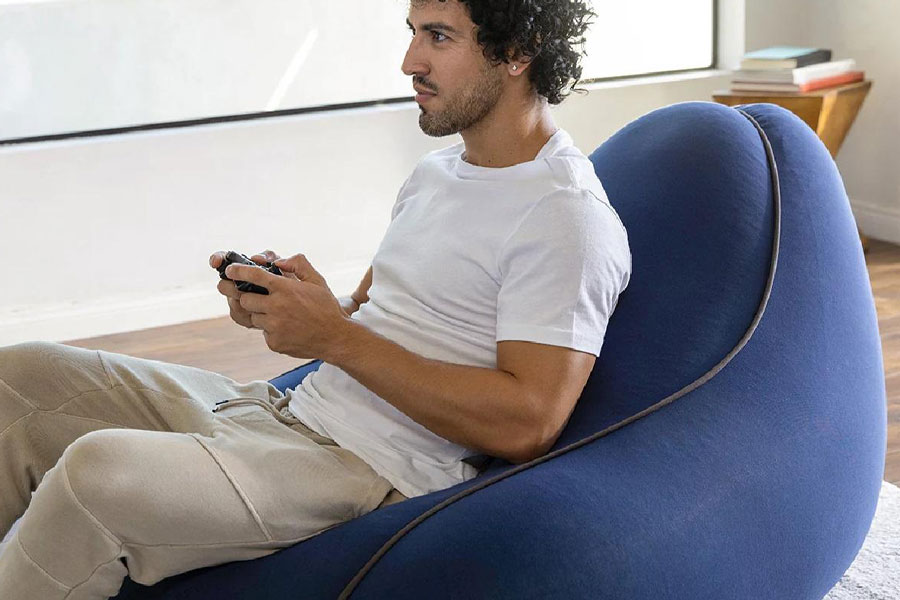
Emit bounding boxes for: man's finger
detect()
[210,251,227,269]
[224,263,281,289]
[250,251,276,266]
[251,249,279,262]
[217,279,240,299]
[239,290,269,314]
[249,312,269,331]
[273,253,325,286]
[229,303,254,329]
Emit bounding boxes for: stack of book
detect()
[730,46,865,93]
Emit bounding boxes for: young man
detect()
[0,0,630,597]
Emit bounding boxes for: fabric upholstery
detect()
[116,101,886,599]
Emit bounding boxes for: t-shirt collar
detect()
[455,128,572,180]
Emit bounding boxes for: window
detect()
[0,0,715,143]
[581,0,715,81]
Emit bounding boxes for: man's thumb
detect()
[274,254,326,285]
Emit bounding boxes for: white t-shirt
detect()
[288,128,632,498]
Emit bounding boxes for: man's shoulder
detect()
[403,142,463,184]
[423,141,464,163]
[527,185,629,257]
[538,158,613,211]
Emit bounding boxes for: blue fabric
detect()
[115,101,885,599]
[268,359,323,393]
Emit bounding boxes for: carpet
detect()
[823,479,900,599]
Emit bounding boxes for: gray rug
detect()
[824,480,900,599]
[2,482,898,597]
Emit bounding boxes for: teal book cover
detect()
[744,46,822,59]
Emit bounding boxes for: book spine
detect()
[794,49,833,68]
[730,71,864,93]
[740,59,798,70]
[797,71,864,92]
[793,58,855,83]
[732,59,857,84]
[730,83,800,92]
[740,49,834,71]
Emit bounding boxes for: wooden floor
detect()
[66,239,900,485]
[66,318,313,384]
[862,240,900,485]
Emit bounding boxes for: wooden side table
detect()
[712,80,873,253]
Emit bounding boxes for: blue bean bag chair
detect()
[116,101,886,599]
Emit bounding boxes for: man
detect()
[0,0,630,597]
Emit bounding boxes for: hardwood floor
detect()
[862,239,900,485]
[66,318,312,384]
[65,239,900,485]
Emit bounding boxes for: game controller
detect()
[216,250,283,295]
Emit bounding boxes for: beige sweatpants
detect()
[0,341,407,599]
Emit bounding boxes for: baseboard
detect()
[0,287,227,347]
[0,265,364,347]
[851,198,900,246]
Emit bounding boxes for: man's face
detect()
[402,0,506,138]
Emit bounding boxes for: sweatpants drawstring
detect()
[212,396,300,426]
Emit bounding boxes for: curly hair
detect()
[410,0,598,105]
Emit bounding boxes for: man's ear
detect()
[505,47,535,74]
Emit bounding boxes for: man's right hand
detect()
[210,250,282,329]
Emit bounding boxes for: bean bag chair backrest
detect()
[137,101,884,600]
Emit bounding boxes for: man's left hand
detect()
[225,253,351,360]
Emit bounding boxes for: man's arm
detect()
[325,320,542,465]
[338,265,373,317]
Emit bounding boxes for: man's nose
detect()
[401,37,428,78]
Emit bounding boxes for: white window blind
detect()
[582,0,714,80]
[0,0,715,142]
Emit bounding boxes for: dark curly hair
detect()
[410,0,598,105]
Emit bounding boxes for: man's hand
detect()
[221,253,351,360]
[210,249,296,329]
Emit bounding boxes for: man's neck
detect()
[460,101,558,169]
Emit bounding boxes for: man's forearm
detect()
[324,319,540,464]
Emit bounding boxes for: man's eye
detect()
[408,30,448,43]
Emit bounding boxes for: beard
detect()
[417,66,504,138]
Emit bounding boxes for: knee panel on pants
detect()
[62,430,145,536]
[62,428,269,546]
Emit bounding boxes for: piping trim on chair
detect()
[339,107,782,599]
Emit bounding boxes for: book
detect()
[732,58,856,85]
[730,70,864,93]
[740,46,832,70]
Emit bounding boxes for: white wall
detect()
[0,71,738,346]
[0,1,747,345]
[745,0,900,244]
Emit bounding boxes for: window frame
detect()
[0,0,717,147]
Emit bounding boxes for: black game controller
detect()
[217,251,283,295]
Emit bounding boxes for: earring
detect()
[512,65,518,71]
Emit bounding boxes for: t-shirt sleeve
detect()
[495,188,632,357]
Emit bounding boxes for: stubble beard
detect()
[418,66,505,138]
